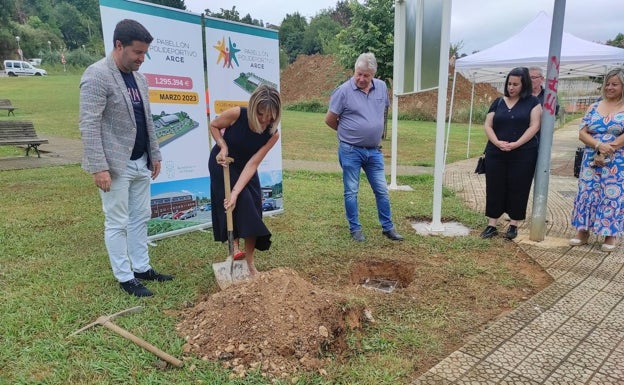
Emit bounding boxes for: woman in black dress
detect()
[208,85,281,275]
[480,67,542,240]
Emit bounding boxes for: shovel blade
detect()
[212,256,251,290]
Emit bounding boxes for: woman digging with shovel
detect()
[208,85,281,278]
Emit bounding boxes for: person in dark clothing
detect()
[208,85,281,276]
[529,66,559,115]
[480,67,542,240]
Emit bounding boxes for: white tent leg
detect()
[467,78,475,158]
[444,70,458,166]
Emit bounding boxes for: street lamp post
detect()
[15,36,22,61]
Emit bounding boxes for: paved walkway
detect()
[2,123,622,384]
[415,122,624,384]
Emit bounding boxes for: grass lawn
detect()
[0,73,551,384]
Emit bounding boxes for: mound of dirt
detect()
[174,56,549,382]
[280,54,501,120]
[280,54,351,104]
[177,268,363,379]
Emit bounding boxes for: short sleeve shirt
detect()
[487,95,540,149]
[328,77,389,148]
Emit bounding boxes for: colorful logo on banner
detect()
[213,36,240,69]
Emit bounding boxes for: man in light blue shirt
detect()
[325,52,403,242]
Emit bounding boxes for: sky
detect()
[183,0,622,55]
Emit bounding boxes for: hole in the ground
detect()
[350,259,416,291]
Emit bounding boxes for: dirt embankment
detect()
[280,53,501,120]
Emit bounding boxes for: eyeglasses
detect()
[530,75,543,80]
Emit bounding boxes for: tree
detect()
[144,0,186,10]
[449,41,464,60]
[335,0,394,81]
[330,0,352,27]
[206,6,241,22]
[279,12,308,63]
[303,13,341,55]
[0,0,15,26]
[52,3,90,49]
[606,33,624,48]
[241,13,264,27]
[205,6,264,27]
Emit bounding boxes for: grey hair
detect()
[354,52,377,74]
[528,66,543,76]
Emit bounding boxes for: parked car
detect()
[180,207,198,220]
[3,60,47,76]
[172,211,185,220]
[160,212,173,220]
[262,198,276,211]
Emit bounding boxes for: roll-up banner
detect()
[98,0,282,240]
[204,17,283,218]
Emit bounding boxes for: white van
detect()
[3,60,47,76]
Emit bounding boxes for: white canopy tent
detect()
[448,11,624,157]
[455,11,624,82]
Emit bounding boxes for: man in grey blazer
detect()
[79,19,172,297]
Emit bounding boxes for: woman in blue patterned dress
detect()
[569,68,624,252]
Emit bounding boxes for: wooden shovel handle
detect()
[223,157,235,257]
[103,321,184,368]
[223,158,234,232]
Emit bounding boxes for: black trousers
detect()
[484,146,538,221]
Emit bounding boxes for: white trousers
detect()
[99,154,152,282]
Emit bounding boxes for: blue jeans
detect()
[338,142,394,233]
[99,154,153,282]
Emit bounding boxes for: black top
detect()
[486,96,540,151]
[536,88,560,115]
[120,70,148,160]
[208,108,273,250]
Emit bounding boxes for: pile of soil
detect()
[280,53,501,120]
[175,55,550,381]
[177,268,364,379]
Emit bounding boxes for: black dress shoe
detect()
[382,228,404,241]
[134,268,173,282]
[120,278,153,297]
[351,230,365,242]
[505,225,518,240]
[480,225,498,239]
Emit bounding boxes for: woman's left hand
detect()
[224,195,237,211]
[500,141,515,151]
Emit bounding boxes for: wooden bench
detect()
[0,120,48,157]
[0,99,17,116]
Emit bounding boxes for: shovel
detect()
[212,157,250,290]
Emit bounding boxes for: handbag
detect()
[474,98,503,175]
[474,153,486,174]
[573,147,583,178]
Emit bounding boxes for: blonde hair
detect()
[601,68,624,102]
[247,84,281,135]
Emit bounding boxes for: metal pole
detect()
[429,0,452,232]
[389,0,405,190]
[529,0,566,241]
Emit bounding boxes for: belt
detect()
[342,141,382,150]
